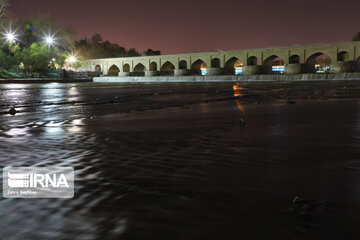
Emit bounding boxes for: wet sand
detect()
[1,81,360,239]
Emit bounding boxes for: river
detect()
[0,81,360,239]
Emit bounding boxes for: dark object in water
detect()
[291,195,327,216]
[239,118,246,126]
[287,100,296,105]
[9,108,17,116]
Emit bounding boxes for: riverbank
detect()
[94,72,360,82]
[0,78,92,83]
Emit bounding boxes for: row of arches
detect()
[97,50,357,76]
[105,61,178,76]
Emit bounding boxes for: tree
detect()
[143,49,161,56]
[15,16,76,51]
[75,33,145,59]
[16,43,64,76]
[0,15,76,76]
[0,0,9,19]
[353,31,360,41]
[0,49,19,71]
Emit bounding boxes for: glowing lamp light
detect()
[44,34,55,46]
[4,31,16,43]
[68,55,76,63]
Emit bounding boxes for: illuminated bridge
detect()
[82,41,360,77]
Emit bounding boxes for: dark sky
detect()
[9,0,360,54]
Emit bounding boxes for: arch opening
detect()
[247,56,258,66]
[108,65,120,76]
[123,64,130,72]
[133,63,146,76]
[160,61,175,76]
[150,62,158,71]
[179,60,187,69]
[289,55,300,64]
[225,57,243,75]
[211,58,220,68]
[191,60,207,75]
[337,51,349,61]
[306,53,332,73]
[263,55,285,74]
[95,65,101,72]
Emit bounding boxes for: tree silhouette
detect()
[0,0,9,19]
[353,31,360,41]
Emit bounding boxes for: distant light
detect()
[4,30,17,43]
[44,34,55,46]
[235,67,243,75]
[68,55,76,63]
[201,68,206,76]
[272,65,285,73]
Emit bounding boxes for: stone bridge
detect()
[82,41,360,77]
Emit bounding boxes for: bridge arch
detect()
[150,62,158,71]
[108,64,120,76]
[211,58,220,68]
[160,61,175,76]
[289,55,300,64]
[263,55,285,74]
[247,56,258,66]
[179,60,187,69]
[306,52,332,73]
[191,59,207,75]
[224,57,243,75]
[95,65,101,72]
[123,64,130,72]
[133,63,146,76]
[337,51,349,61]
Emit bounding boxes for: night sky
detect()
[9,0,360,54]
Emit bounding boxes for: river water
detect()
[0,82,360,239]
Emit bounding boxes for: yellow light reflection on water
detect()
[233,83,245,114]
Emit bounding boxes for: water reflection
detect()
[67,86,81,102]
[67,118,85,133]
[233,83,245,114]
[0,82,360,239]
[40,85,66,103]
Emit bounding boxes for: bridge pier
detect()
[118,72,130,77]
[243,66,260,75]
[206,68,222,76]
[174,69,189,76]
[145,71,158,77]
[261,66,273,75]
[330,61,352,73]
[285,64,303,74]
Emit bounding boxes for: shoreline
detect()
[0,78,93,84]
